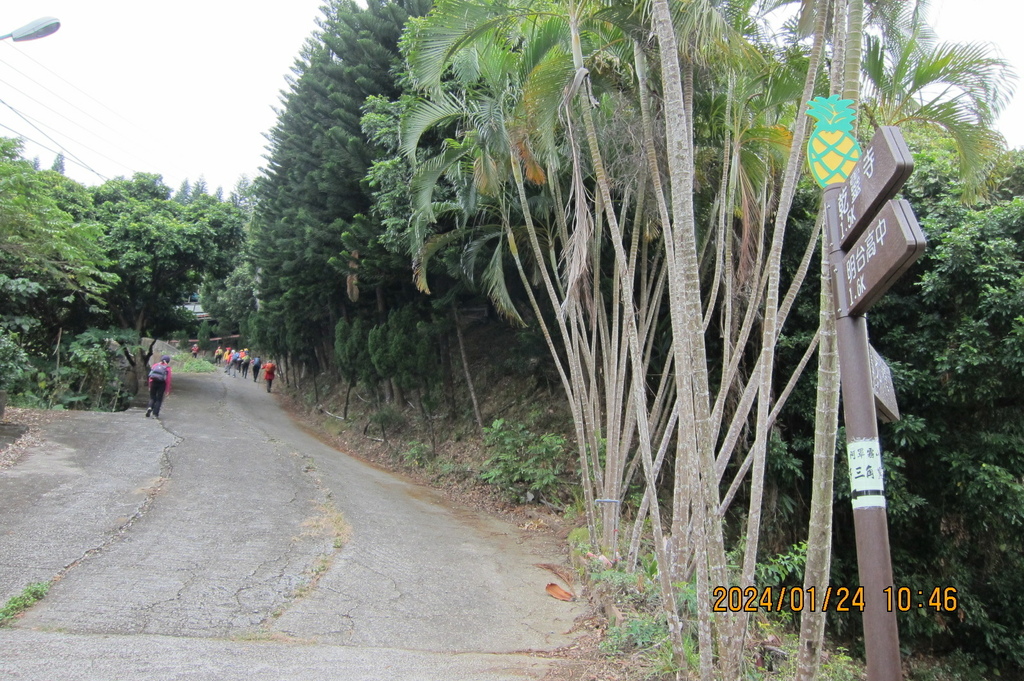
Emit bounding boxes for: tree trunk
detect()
[343,380,355,420]
[795,1,861,677]
[453,307,484,435]
[725,0,833,669]
[438,329,456,414]
[797,232,842,681]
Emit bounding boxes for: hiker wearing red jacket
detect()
[262,360,277,393]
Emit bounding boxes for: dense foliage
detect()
[767,129,1024,670]
[0,144,246,409]
[872,135,1024,666]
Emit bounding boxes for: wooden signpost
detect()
[808,110,927,681]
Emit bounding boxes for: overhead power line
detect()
[0,97,107,181]
[0,42,164,183]
[0,72,144,172]
[0,41,142,134]
[0,121,105,179]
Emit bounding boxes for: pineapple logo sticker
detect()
[806,95,862,187]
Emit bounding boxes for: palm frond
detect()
[460,228,502,284]
[409,142,472,250]
[400,94,465,159]
[483,235,524,325]
[414,229,466,294]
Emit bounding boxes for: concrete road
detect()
[0,369,581,679]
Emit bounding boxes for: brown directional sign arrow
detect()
[833,126,915,250]
[869,345,900,423]
[835,199,926,318]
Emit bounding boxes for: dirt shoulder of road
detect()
[0,408,67,472]
[276,392,565,530]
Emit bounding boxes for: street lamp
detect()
[0,17,60,42]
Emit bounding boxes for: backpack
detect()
[149,363,168,381]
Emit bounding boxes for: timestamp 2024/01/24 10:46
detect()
[710,586,959,613]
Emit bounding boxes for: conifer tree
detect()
[252,0,431,370]
[174,179,192,205]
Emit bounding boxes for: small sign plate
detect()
[848,439,886,509]
[869,345,900,423]
[835,199,926,317]
[832,126,915,250]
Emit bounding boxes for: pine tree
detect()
[253,0,431,371]
[174,179,192,205]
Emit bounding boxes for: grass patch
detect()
[301,502,352,550]
[0,582,50,626]
[289,501,352,601]
[172,353,217,373]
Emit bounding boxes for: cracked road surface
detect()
[0,370,582,680]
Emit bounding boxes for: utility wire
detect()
[0,42,141,134]
[2,104,132,177]
[0,73,144,173]
[0,43,163,172]
[0,121,106,179]
[0,98,106,181]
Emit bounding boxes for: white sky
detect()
[930,0,1023,151]
[0,1,1018,195]
[0,1,326,193]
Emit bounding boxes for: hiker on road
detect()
[262,360,277,393]
[146,355,172,419]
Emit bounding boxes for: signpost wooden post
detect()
[808,111,926,681]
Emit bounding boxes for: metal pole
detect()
[824,185,902,680]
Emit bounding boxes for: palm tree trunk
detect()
[648,4,727,677]
[452,307,484,435]
[565,11,687,661]
[843,0,864,103]
[797,229,842,681]
[724,0,833,673]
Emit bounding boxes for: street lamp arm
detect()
[0,17,60,42]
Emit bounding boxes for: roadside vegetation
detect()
[172,353,217,374]
[0,582,50,627]
[1,0,1022,678]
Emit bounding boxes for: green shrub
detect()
[480,418,566,501]
[0,582,49,626]
[173,353,216,373]
[600,613,667,654]
[756,541,808,588]
[369,404,405,443]
[7,328,136,411]
[401,440,432,466]
[0,330,30,393]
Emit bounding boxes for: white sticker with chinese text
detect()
[847,439,886,509]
